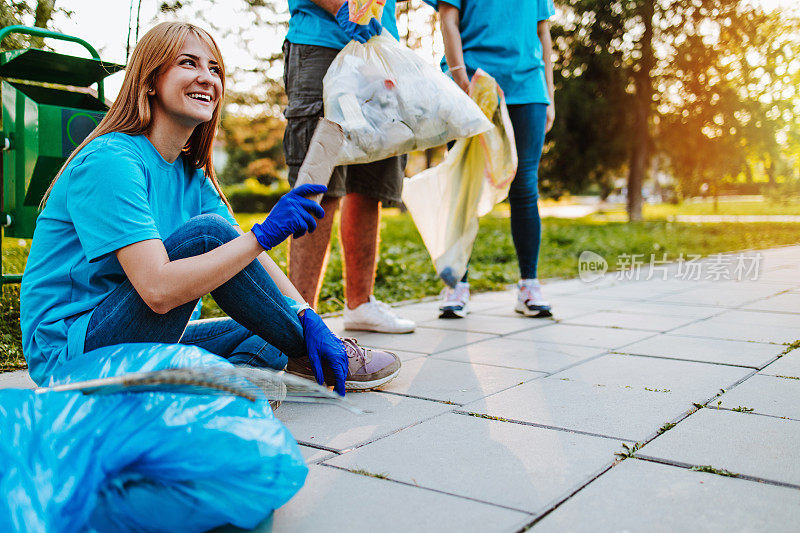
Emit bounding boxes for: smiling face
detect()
[150,33,223,131]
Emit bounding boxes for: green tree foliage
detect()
[0,0,62,51]
[219,113,286,185]
[658,8,800,196]
[548,0,800,219]
[544,2,632,199]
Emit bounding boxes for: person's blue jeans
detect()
[460,102,547,282]
[83,213,304,369]
[507,102,547,280]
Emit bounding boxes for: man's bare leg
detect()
[340,192,380,310]
[288,195,341,308]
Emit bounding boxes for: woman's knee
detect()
[509,172,540,206]
[189,213,239,241]
[164,213,240,259]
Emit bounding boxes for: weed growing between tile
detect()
[779,340,800,357]
[614,442,643,459]
[690,465,740,477]
[657,422,676,434]
[350,469,389,480]
[465,413,513,423]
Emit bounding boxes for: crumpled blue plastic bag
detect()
[0,343,308,533]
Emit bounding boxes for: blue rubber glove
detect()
[251,184,326,251]
[335,2,383,44]
[300,309,348,396]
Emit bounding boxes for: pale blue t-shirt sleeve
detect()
[198,171,238,227]
[422,0,458,10]
[539,0,556,20]
[66,144,161,263]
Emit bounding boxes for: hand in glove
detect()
[335,2,382,44]
[300,308,348,396]
[250,184,326,251]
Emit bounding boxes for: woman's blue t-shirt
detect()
[20,133,237,384]
[287,0,400,50]
[424,0,556,105]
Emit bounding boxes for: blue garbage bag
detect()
[0,343,308,533]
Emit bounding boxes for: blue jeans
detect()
[461,102,547,282]
[507,103,547,279]
[83,214,304,369]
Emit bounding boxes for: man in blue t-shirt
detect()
[283,0,416,335]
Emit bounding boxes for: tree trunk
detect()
[31,0,56,47]
[626,0,654,222]
[765,156,776,185]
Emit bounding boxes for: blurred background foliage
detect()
[4,0,797,220]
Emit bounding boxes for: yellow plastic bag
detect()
[324,34,492,165]
[349,0,385,24]
[401,70,517,287]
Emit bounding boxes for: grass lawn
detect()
[591,197,800,220]
[3,205,800,371]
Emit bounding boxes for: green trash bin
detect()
[0,25,124,284]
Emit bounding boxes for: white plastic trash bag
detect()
[324,33,492,165]
[402,70,517,287]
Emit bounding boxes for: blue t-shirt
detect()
[423,0,556,105]
[287,0,400,50]
[20,133,237,384]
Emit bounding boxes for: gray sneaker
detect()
[286,338,401,391]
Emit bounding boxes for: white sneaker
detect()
[515,279,552,318]
[439,282,470,319]
[344,296,416,333]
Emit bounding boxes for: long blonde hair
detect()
[41,22,230,210]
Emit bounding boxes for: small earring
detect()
[147,88,155,95]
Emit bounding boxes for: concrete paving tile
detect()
[399,297,504,314]
[669,317,797,344]
[468,289,517,304]
[760,351,800,378]
[379,357,544,404]
[297,445,336,464]
[655,284,785,308]
[759,267,800,283]
[717,374,800,420]
[744,292,800,313]
[655,287,762,307]
[323,413,621,514]
[541,277,619,296]
[637,408,800,486]
[418,313,549,335]
[0,370,35,389]
[505,324,654,350]
[534,459,800,533]
[606,301,725,318]
[431,337,605,373]
[552,353,752,401]
[713,309,800,328]
[482,299,591,320]
[275,392,453,452]
[324,309,432,335]
[619,334,783,368]
[272,465,530,533]
[385,349,428,362]
[562,311,697,332]
[387,306,455,324]
[576,279,699,301]
[350,328,496,355]
[461,378,694,441]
